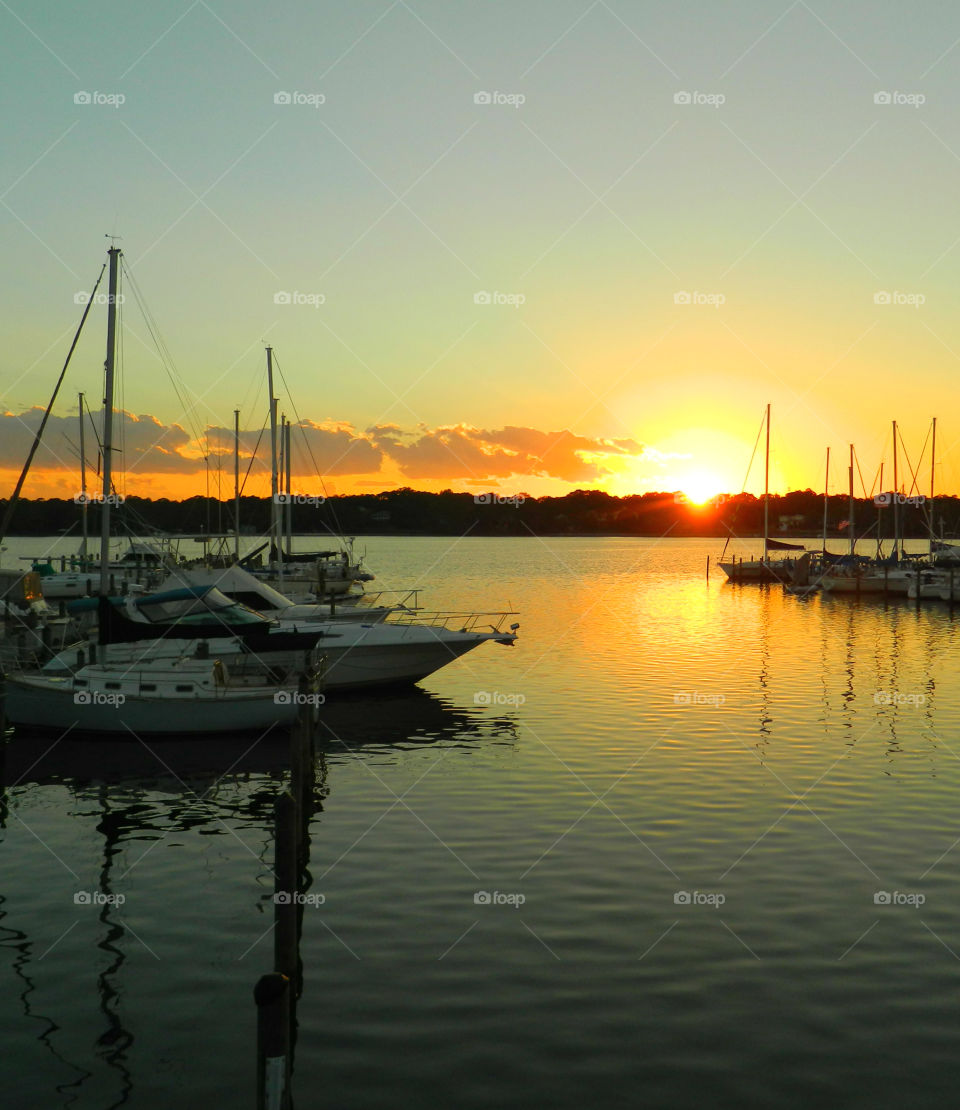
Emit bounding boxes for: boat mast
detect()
[876,462,884,560]
[930,417,936,562]
[99,246,121,596]
[892,419,899,561]
[822,446,830,555]
[234,407,240,564]
[278,413,285,551]
[79,391,88,563]
[848,444,855,558]
[266,346,283,590]
[285,417,293,557]
[763,402,770,564]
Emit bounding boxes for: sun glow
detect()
[680,471,727,506]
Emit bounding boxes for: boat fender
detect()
[213,659,228,687]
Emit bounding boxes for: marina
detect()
[4,1,960,1103]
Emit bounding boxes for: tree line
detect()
[2,487,957,539]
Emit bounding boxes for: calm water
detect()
[3,535,960,1108]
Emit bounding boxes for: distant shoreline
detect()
[3,488,953,541]
[3,533,942,544]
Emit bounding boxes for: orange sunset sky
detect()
[2,3,959,504]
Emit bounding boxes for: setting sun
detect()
[680,471,727,506]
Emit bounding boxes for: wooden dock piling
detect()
[255,972,292,1110]
[255,664,321,1107]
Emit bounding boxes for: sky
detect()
[2,1,959,503]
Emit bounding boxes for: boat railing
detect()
[385,610,519,633]
[353,588,422,611]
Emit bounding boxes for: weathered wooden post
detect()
[706,556,710,582]
[255,971,291,1110]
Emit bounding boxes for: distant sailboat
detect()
[718,404,803,583]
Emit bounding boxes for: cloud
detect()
[0,408,643,488]
[0,407,199,475]
[370,423,642,482]
[202,419,383,476]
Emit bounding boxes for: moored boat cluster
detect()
[0,247,519,737]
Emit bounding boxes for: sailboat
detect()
[4,246,322,735]
[718,404,803,583]
[246,347,372,601]
[820,420,929,597]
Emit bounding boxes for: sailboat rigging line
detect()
[895,424,922,497]
[741,411,766,494]
[84,394,102,474]
[239,420,268,497]
[718,409,767,563]
[120,261,206,448]
[0,262,107,545]
[857,448,880,499]
[270,351,348,544]
[911,424,933,501]
[238,355,269,430]
[63,395,102,475]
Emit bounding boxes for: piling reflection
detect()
[0,689,519,1108]
[94,789,134,1109]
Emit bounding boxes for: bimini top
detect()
[96,586,274,645]
[68,585,266,622]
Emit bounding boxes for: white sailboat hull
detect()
[4,673,301,735]
[718,559,793,583]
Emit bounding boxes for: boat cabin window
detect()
[231,591,282,611]
[175,684,193,692]
[134,589,267,626]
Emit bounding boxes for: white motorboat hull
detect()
[784,584,819,596]
[40,623,515,694]
[906,577,946,600]
[319,629,501,689]
[820,571,912,595]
